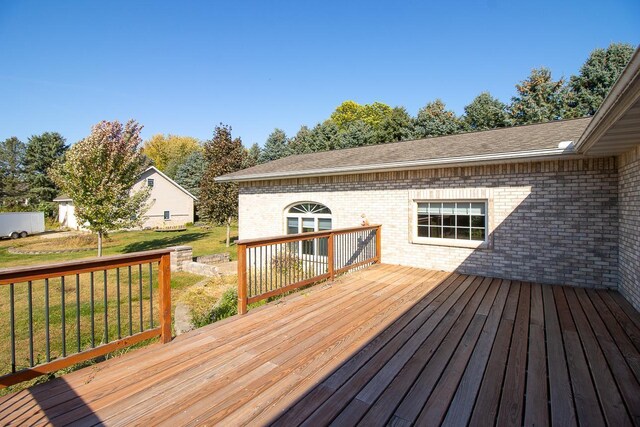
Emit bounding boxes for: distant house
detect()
[54,166,197,230]
[218,47,640,312]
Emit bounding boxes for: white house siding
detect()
[238,157,618,289]
[619,145,640,310]
[133,169,194,228]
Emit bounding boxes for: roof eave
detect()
[216,147,582,183]
[575,47,640,154]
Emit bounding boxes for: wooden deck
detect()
[1,264,640,426]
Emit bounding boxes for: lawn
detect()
[0,224,238,395]
[0,224,238,269]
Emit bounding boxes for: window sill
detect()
[411,237,489,249]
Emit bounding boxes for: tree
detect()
[50,120,150,256]
[463,92,510,130]
[569,43,635,116]
[24,132,67,205]
[199,124,246,247]
[289,126,315,155]
[244,143,261,168]
[309,121,341,152]
[510,67,569,125]
[259,129,290,163]
[330,100,393,130]
[0,137,27,208]
[413,100,465,138]
[375,106,414,143]
[338,120,376,148]
[174,151,207,198]
[142,134,201,178]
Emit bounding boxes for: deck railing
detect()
[236,225,381,314]
[0,249,172,388]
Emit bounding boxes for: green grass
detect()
[0,224,237,395]
[0,224,238,269]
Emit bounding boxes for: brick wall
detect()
[619,146,640,310]
[239,158,618,288]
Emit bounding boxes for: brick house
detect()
[219,48,640,311]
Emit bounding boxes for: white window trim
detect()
[164,211,171,221]
[283,202,333,259]
[410,199,491,249]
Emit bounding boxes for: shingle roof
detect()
[218,117,592,182]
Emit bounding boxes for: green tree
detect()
[50,120,150,256]
[375,106,414,143]
[309,121,340,152]
[338,120,376,148]
[174,151,207,198]
[510,68,569,125]
[200,124,246,247]
[289,126,315,155]
[464,92,510,130]
[413,100,465,138]
[569,43,635,116]
[24,132,67,205]
[0,137,27,208]
[259,129,290,163]
[244,143,261,167]
[330,100,393,130]
[142,134,201,178]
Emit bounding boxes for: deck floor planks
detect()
[1,264,640,426]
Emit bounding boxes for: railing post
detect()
[328,232,335,281]
[158,253,172,343]
[237,243,248,315]
[376,225,382,264]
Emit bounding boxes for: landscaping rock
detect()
[174,302,194,336]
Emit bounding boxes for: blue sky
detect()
[1,1,638,148]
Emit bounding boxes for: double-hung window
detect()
[415,201,487,247]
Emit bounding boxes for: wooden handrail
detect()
[0,249,173,388]
[236,225,381,247]
[237,225,381,313]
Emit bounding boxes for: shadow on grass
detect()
[121,232,209,253]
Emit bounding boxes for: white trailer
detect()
[0,212,46,239]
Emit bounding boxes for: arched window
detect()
[286,202,332,256]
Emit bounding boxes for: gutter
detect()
[216,145,580,183]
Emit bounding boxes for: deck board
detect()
[1,263,640,426]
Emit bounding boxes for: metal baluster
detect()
[9,283,15,373]
[128,266,133,336]
[116,268,121,339]
[61,276,66,357]
[103,270,108,343]
[260,246,263,296]
[28,281,34,367]
[139,264,143,332]
[90,272,95,348]
[248,248,252,298]
[45,278,50,361]
[253,248,257,297]
[149,263,153,329]
[279,243,283,290]
[76,275,80,352]
[270,244,273,291]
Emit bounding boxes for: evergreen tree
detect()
[244,143,261,167]
[174,151,207,198]
[375,106,414,143]
[259,129,290,163]
[309,121,341,152]
[338,120,376,148]
[24,131,67,205]
[510,68,569,125]
[413,100,465,138]
[569,43,635,116]
[199,124,246,247]
[289,126,315,155]
[0,136,27,208]
[464,92,510,130]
